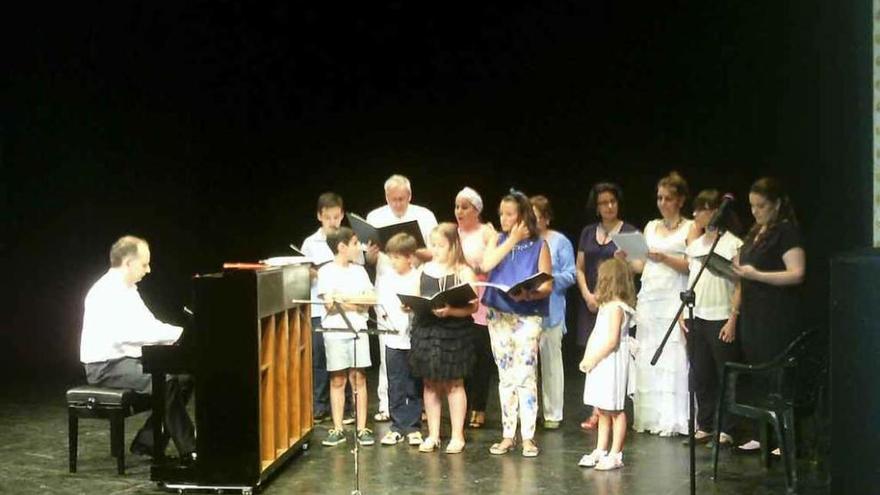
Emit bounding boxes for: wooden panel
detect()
[289,308,302,443]
[275,310,290,455]
[301,308,313,429]
[259,315,276,465]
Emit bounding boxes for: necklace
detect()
[662,217,682,230]
[598,220,622,244]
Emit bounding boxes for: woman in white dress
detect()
[621,171,692,436]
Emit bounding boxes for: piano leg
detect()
[151,373,167,463]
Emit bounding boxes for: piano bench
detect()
[66,386,151,475]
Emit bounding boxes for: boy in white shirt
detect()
[317,226,376,447]
[301,192,353,424]
[375,233,424,446]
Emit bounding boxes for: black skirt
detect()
[409,318,475,381]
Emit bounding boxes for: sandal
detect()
[374,412,390,422]
[418,437,441,453]
[521,440,539,458]
[468,411,485,429]
[445,439,466,454]
[489,438,516,455]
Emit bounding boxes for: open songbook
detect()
[474,272,553,295]
[397,283,478,315]
[346,213,426,249]
[694,252,736,280]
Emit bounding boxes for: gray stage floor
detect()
[0,370,828,495]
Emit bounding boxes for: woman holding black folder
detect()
[480,190,553,457]
[681,189,743,445]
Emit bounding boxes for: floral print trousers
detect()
[487,309,543,440]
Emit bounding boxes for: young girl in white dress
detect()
[578,257,637,471]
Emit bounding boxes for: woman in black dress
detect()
[732,177,806,452]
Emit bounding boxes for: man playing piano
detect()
[79,235,196,463]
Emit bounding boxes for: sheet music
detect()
[611,231,649,261]
[262,256,313,266]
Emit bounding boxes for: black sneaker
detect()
[357,428,375,446]
[322,429,346,446]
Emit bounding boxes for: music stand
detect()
[293,298,399,495]
[649,227,727,495]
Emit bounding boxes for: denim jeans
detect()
[386,347,422,434]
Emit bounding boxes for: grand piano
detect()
[143,263,314,494]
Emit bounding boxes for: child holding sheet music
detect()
[480,190,553,458]
[374,233,424,447]
[317,227,376,447]
[408,223,479,454]
[578,258,637,471]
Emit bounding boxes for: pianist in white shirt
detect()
[79,235,196,461]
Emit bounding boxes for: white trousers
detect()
[539,323,565,422]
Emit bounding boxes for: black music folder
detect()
[346,213,426,249]
[694,252,736,280]
[397,283,478,315]
[475,272,553,295]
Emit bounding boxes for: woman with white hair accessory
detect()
[454,187,497,429]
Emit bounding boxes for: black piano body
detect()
[143,263,314,492]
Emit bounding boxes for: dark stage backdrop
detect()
[1,1,871,381]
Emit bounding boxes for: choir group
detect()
[304,172,806,469]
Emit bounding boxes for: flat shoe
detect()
[682,431,713,446]
[418,437,441,453]
[445,440,466,454]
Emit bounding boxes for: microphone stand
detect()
[649,226,726,495]
[294,299,398,495]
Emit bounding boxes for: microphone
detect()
[708,193,735,230]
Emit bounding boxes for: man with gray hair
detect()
[365,174,438,421]
[366,174,438,260]
[80,235,196,463]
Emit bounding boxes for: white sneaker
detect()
[380,431,404,445]
[594,452,624,471]
[719,432,734,445]
[407,431,423,446]
[578,449,607,467]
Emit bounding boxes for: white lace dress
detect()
[632,219,692,436]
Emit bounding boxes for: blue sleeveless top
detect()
[481,234,549,316]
